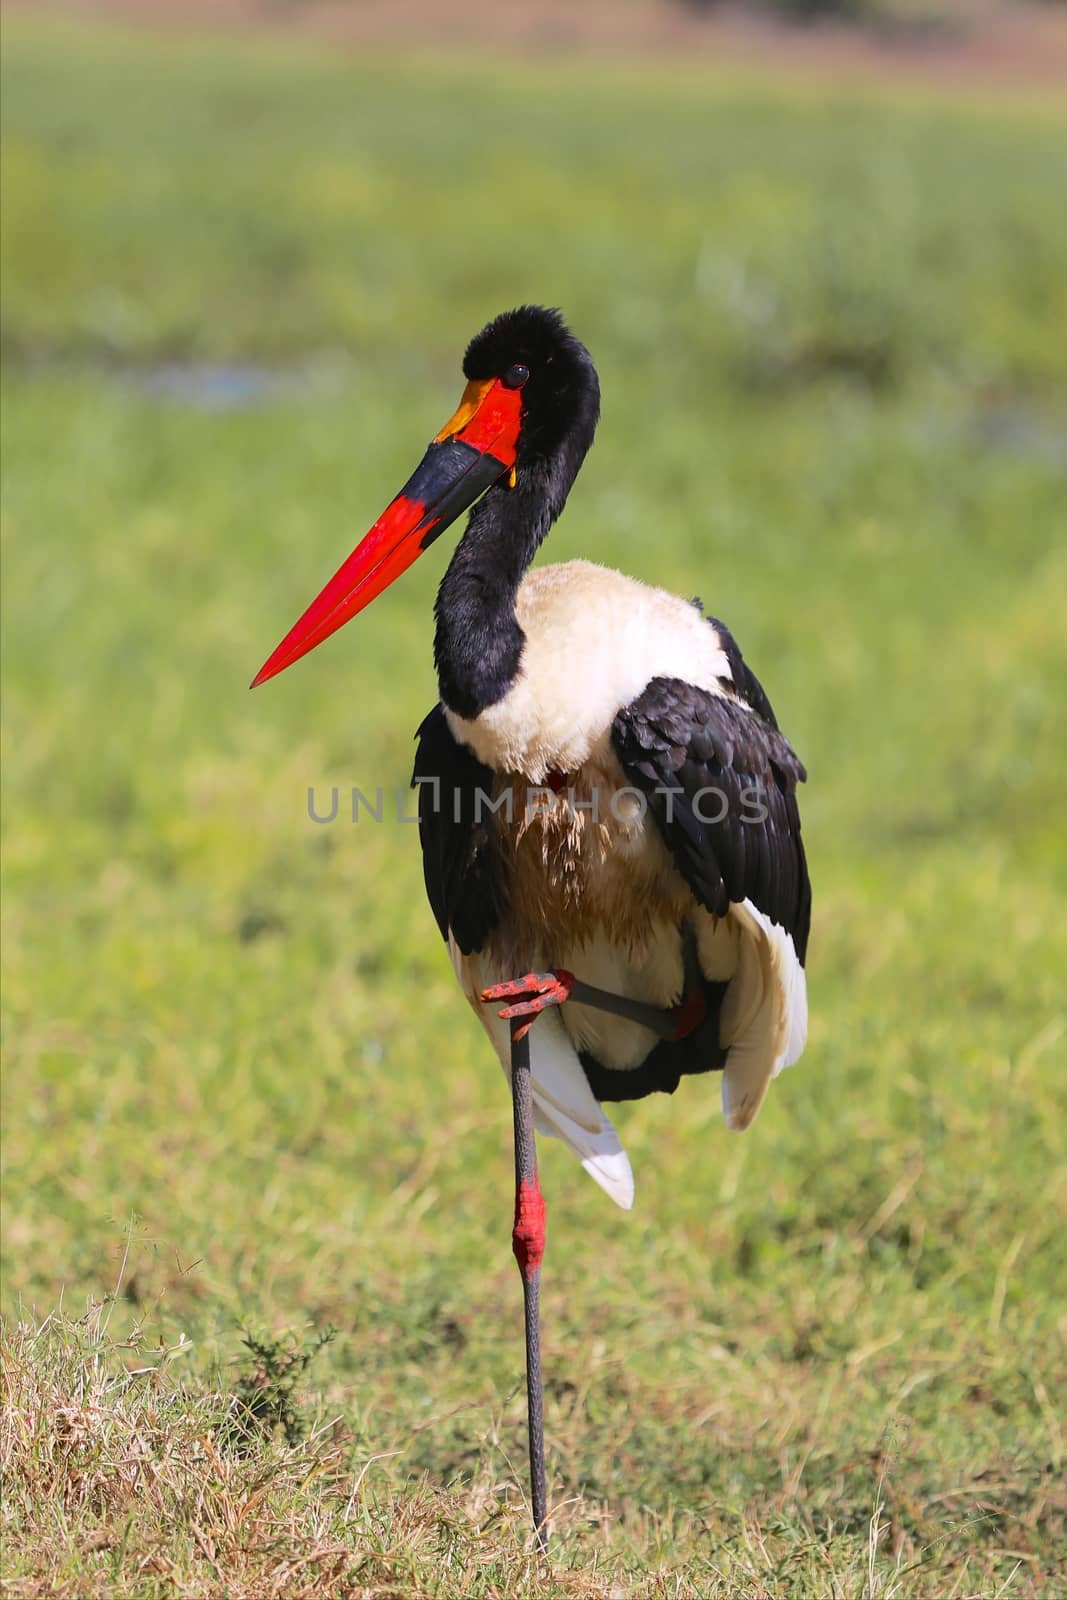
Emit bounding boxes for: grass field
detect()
[2,15,1066,1597]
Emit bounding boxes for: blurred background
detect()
[2,2,1065,1596]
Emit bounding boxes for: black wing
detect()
[688,600,782,729]
[612,675,811,963]
[412,705,500,955]
[708,613,781,730]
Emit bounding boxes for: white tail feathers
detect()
[719,900,807,1132]
[529,1018,635,1209]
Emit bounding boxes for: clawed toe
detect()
[481,972,558,1003]
[480,970,575,1038]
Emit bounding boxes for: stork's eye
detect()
[502,362,530,390]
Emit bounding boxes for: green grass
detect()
[2,15,1066,1597]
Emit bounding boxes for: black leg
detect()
[509,1017,549,1552]
[492,951,711,1552]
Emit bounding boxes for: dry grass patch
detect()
[1,1307,362,1598]
[3,1308,1053,1599]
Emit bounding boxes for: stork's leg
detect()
[509,1017,549,1552]
[491,955,706,1551]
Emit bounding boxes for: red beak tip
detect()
[250,657,282,688]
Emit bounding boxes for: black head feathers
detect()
[463,305,600,469]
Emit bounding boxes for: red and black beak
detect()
[252,376,523,686]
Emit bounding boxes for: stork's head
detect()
[252,305,599,687]
[461,305,600,475]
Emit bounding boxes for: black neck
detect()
[433,347,602,721]
[433,483,543,720]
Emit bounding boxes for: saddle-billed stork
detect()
[254,306,810,1547]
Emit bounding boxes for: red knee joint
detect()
[672,988,707,1041]
[512,1177,546,1280]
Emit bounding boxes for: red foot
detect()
[513,1177,546,1279]
[480,970,575,1040]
